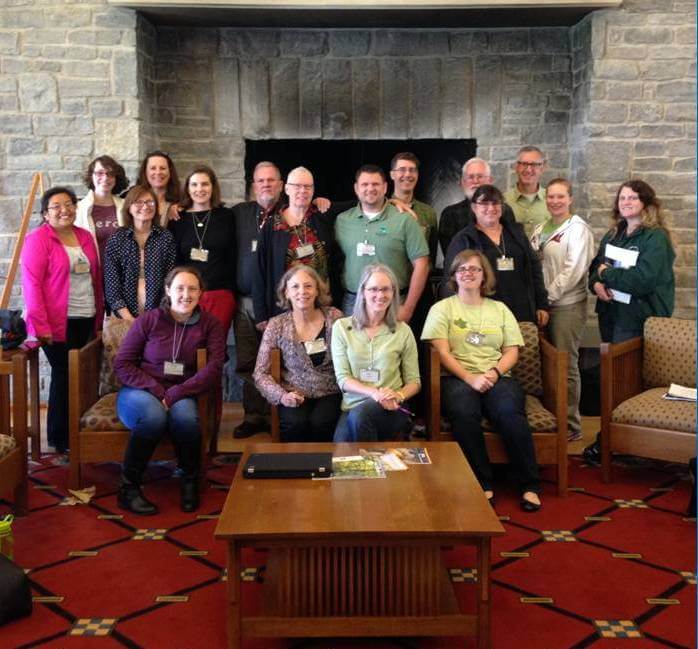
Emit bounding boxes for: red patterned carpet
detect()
[1,455,695,649]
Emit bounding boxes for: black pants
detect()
[278,393,342,443]
[42,317,95,452]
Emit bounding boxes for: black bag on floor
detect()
[0,309,27,351]
[0,554,32,626]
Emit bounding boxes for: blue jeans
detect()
[441,376,539,493]
[333,400,411,442]
[116,387,200,443]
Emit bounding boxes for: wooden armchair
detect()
[600,317,696,483]
[0,353,28,515]
[68,320,217,490]
[269,348,282,443]
[426,321,569,496]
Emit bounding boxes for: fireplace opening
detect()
[244,138,476,218]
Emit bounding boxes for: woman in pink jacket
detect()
[21,186,104,457]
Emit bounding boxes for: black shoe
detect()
[520,493,541,513]
[583,434,601,467]
[180,477,200,513]
[233,420,264,439]
[118,483,158,516]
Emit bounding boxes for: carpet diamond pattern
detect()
[1,456,694,648]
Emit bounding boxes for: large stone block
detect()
[352,58,379,139]
[3,114,32,135]
[322,59,352,139]
[634,141,665,156]
[632,156,672,171]
[280,31,327,57]
[0,172,37,197]
[213,59,240,136]
[0,9,45,28]
[605,125,639,138]
[239,60,270,137]
[94,9,136,30]
[655,80,696,100]
[95,118,139,161]
[530,28,569,54]
[624,26,674,44]
[0,30,19,55]
[6,154,62,171]
[219,29,279,58]
[584,141,632,182]
[329,31,370,58]
[489,30,529,54]
[639,124,685,138]
[17,72,57,113]
[639,60,689,80]
[34,114,94,136]
[44,6,92,27]
[606,81,643,100]
[7,137,43,156]
[408,59,440,139]
[47,137,94,156]
[593,60,639,80]
[441,57,472,139]
[373,31,448,57]
[62,60,110,78]
[68,30,123,46]
[113,51,139,96]
[665,139,696,157]
[380,58,409,138]
[90,99,123,117]
[449,31,488,55]
[60,98,87,115]
[270,59,299,138]
[58,78,111,98]
[299,59,323,137]
[628,102,664,123]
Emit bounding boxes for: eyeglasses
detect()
[464,174,490,183]
[93,170,115,178]
[516,161,545,169]
[393,166,417,174]
[133,199,156,209]
[364,286,394,294]
[619,195,641,202]
[46,202,76,214]
[286,183,314,191]
[455,265,483,275]
[473,201,502,209]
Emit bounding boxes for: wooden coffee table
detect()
[215,442,504,649]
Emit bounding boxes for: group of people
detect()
[20,144,676,515]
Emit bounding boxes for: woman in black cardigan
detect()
[442,184,549,325]
[252,166,342,329]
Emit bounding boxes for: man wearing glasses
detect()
[504,146,550,237]
[438,157,515,260]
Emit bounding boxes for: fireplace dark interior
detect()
[244,139,476,210]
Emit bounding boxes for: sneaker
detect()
[567,430,583,442]
[582,436,601,466]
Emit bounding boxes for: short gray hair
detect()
[352,263,400,332]
[462,157,492,178]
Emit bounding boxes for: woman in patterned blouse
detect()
[103,185,177,320]
[253,266,342,442]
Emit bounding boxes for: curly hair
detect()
[611,179,673,243]
[83,155,129,194]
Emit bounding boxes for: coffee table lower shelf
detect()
[227,540,488,646]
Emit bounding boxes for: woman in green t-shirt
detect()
[422,249,541,512]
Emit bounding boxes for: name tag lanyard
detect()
[73,251,90,274]
[466,305,486,346]
[291,220,315,259]
[165,316,191,376]
[191,210,212,261]
[492,234,514,271]
[357,219,378,257]
[359,336,381,383]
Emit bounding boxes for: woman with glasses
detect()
[252,166,341,330]
[253,266,342,442]
[103,185,177,320]
[530,179,595,442]
[136,150,182,227]
[169,165,236,335]
[589,179,675,344]
[422,249,541,512]
[442,184,549,326]
[75,155,129,259]
[332,263,421,442]
[21,187,104,457]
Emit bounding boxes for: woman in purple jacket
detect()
[21,186,103,457]
[113,266,225,515]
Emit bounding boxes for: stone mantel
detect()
[108,0,622,28]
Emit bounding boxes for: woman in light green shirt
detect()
[332,263,421,441]
[421,249,541,512]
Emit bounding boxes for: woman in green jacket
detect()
[589,179,675,344]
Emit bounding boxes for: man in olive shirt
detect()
[335,164,430,323]
[504,145,550,237]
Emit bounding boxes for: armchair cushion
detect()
[0,434,16,459]
[99,318,134,397]
[511,322,543,397]
[79,393,128,432]
[643,317,696,389]
[612,387,697,434]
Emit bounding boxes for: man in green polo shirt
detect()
[335,164,430,323]
[504,145,551,237]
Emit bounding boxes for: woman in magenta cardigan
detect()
[21,186,103,456]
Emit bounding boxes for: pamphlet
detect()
[359,447,432,468]
[662,383,697,402]
[331,455,386,480]
[604,243,638,304]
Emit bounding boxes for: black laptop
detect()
[242,452,333,479]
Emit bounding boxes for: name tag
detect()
[359,368,380,383]
[190,247,209,262]
[296,243,314,258]
[304,338,327,355]
[497,256,515,271]
[164,361,185,376]
[74,260,90,274]
[251,239,257,253]
[357,242,376,256]
[466,332,484,345]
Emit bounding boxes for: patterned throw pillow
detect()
[512,321,543,397]
[0,433,17,459]
[643,317,696,389]
[98,317,134,397]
